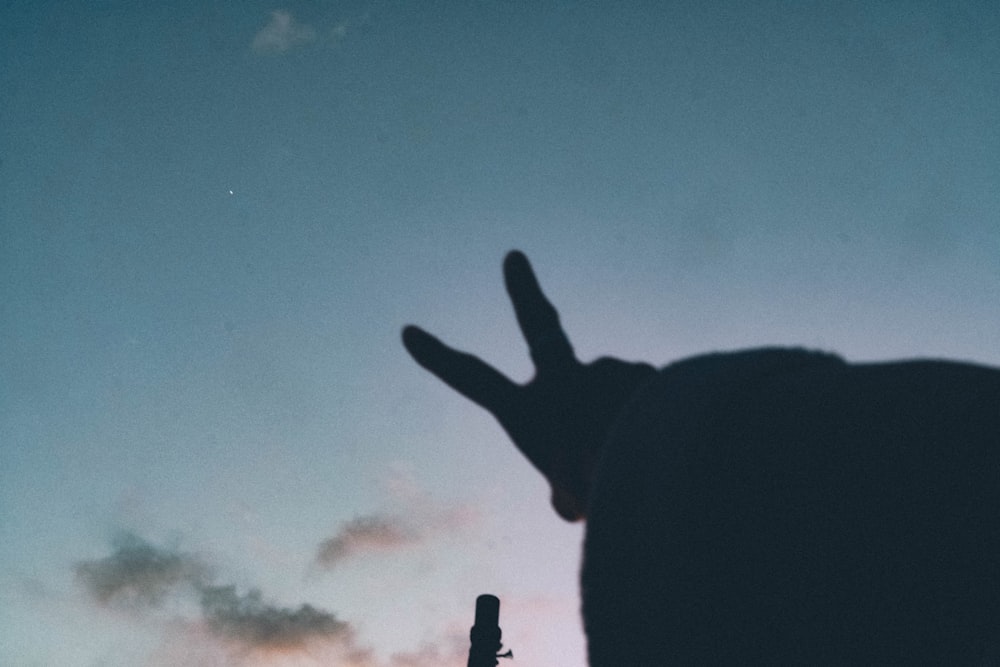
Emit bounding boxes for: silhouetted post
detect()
[467,594,512,667]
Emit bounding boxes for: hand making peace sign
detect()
[402,251,656,520]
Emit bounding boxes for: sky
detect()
[2,2,999,665]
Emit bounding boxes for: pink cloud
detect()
[316,515,418,566]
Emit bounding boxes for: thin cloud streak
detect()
[252,10,316,54]
[389,639,469,667]
[315,504,479,569]
[316,514,417,566]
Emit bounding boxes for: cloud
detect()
[151,619,466,667]
[331,21,349,43]
[148,619,378,667]
[316,515,418,566]
[313,466,481,569]
[315,504,478,569]
[75,534,366,657]
[389,639,469,667]
[74,532,207,607]
[252,10,316,54]
[74,489,477,665]
[200,584,352,650]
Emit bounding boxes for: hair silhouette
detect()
[404,250,1000,665]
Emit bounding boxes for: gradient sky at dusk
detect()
[2,2,999,665]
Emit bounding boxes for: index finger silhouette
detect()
[503,251,576,372]
[402,325,518,417]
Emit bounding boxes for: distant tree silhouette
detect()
[404,250,1000,666]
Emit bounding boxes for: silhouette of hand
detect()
[402,251,656,521]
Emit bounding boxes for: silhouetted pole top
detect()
[467,594,512,667]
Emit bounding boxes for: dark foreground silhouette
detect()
[467,594,513,667]
[403,251,1000,666]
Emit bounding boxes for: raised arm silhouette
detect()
[403,250,1000,666]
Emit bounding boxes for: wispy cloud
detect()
[316,514,418,566]
[252,10,317,54]
[75,534,355,656]
[148,619,377,667]
[74,533,470,665]
[389,639,469,667]
[315,504,478,569]
[331,21,349,43]
[200,584,350,650]
[74,532,207,607]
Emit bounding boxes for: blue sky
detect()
[2,2,999,665]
